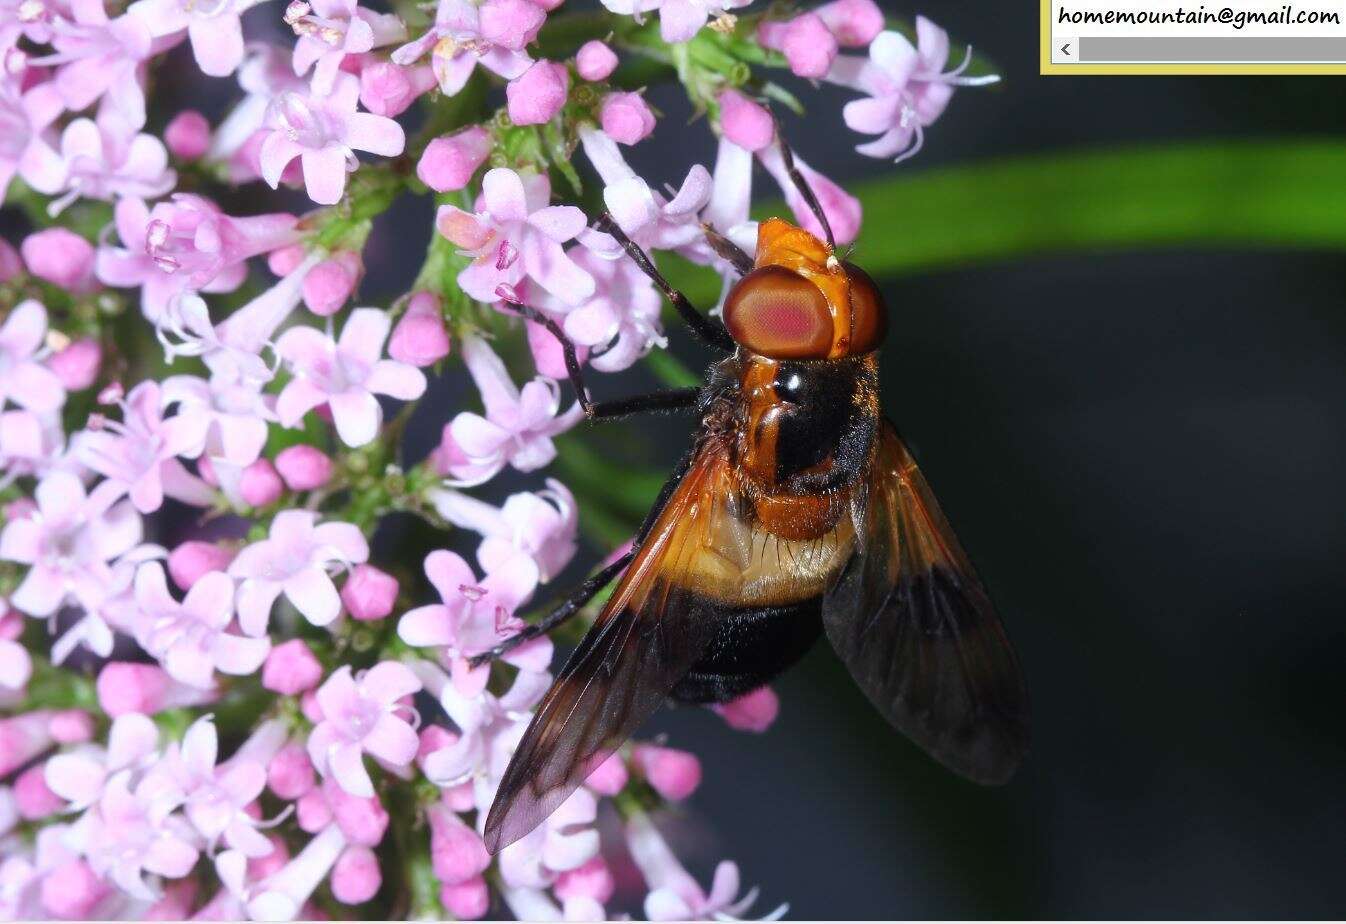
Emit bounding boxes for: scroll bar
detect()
[1079,36,1346,62]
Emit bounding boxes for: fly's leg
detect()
[594,214,737,352]
[701,222,754,276]
[468,550,636,667]
[502,301,701,420]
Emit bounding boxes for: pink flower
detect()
[388,291,451,367]
[33,0,153,127]
[48,115,176,214]
[275,444,334,490]
[341,564,398,621]
[20,228,95,291]
[600,91,656,145]
[132,563,270,689]
[240,457,282,506]
[839,20,998,162]
[95,194,299,322]
[168,541,236,590]
[301,252,360,316]
[46,337,102,391]
[95,662,216,716]
[712,684,780,732]
[228,510,369,633]
[44,712,159,813]
[816,0,884,47]
[436,168,594,305]
[286,0,407,95]
[331,846,381,903]
[307,662,421,798]
[558,246,665,372]
[498,787,599,890]
[75,380,214,514]
[275,307,427,447]
[0,471,143,617]
[575,40,617,81]
[160,373,277,470]
[443,336,584,485]
[759,12,838,78]
[430,478,577,582]
[631,744,701,800]
[80,773,199,901]
[127,0,260,77]
[506,60,569,125]
[397,549,544,672]
[625,813,774,920]
[359,60,437,117]
[417,126,492,192]
[259,73,405,205]
[164,110,211,160]
[0,300,65,414]
[599,0,750,43]
[268,743,316,800]
[426,801,490,885]
[0,73,65,202]
[717,88,774,152]
[233,822,346,920]
[392,0,544,95]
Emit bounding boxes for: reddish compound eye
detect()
[723,266,834,360]
[844,262,888,355]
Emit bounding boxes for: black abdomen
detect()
[670,594,823,704]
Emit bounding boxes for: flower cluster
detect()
[0,0,994,916]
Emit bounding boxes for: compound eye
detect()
[844,262,888,355]
[723,266,833,360]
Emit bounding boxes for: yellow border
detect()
[1040,0,1346,74]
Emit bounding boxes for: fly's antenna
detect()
[774,122,837,252]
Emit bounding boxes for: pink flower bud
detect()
[631,744,701,801]
[576,39,618,81]
[779,13,839,78]
[388,292,450,367]
[47,710,94,743]
[553,856,615,905]
[46,338,101,391]
[20,228,94,290]
[417,126,492,193]
[40,860,107,918]
[239,458,284,507]
[14,763,61,819]
[583,752,628,796]
[359,61,435,117]
[331,846,381,904]
[440,877,490,920]
[427,802,489,885]
[712,684,780,732]
[164,110,211,161]
[262,640,323,695]
[268,243,307,276]
[269,743,316,800]
[274,444,333,491]
[168,540,236,591]
[816,0,884,46]
[718,89,775,152]
[506,60,569,126]
[324,778,389,846]
[600,91,656,145]
[302,253,359,316]
[479,0,547,49]
[96,662,169,716]
[295,787,332,832]
[341,564,398,622]
[0,239,20,282]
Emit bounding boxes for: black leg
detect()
[775,128,837,251]
[590,387,700,420]
[701,223,754,276]
[504,301,595,415]
[469,550,636,667]
[594,214,736,353]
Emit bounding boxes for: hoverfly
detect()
[478,156,1030,854]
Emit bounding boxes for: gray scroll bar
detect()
[1079,36,1346,62]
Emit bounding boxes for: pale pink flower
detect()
[558,246,666,372]
[259,73,405,205]
[0,471,143,617]
[48,115,176,214]
[498,787,599,890]
[228,510,369,633]
[164,109,211,160]
[430,478,577,582]
[0,410,63,485]
[392,0,543,95]
[599,0,750,43]
[307,663,421,798]
[274,307,427,447]
[210,44,310,166]
[758,12,838,78]
[443,336,584,485]
[44,712,160,813]
[159,372,276,469]
[95,194,298,322]
[132,563,270,689]
[127,0,266,76]
[397,549,546,676]
[838,20,998,162]
[287,0,407,95]
[229,821,345,920]
[436,168,594,305]
[626,813,777,921]
[75,380,214,514]
[33,0,153,127]
[80,773,200,901]
[0,73,65,202]
[0,300,65,414]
